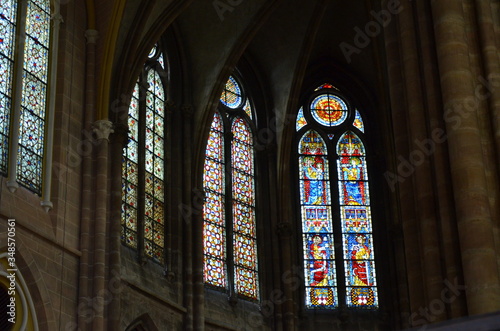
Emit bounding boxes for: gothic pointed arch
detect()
[125,313,159,331]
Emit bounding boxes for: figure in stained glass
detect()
[302,157,326,205]
[297,84,378,309]
[309,235,329,286]
[348,234,373,286]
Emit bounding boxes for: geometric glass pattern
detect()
[298,82,377,309]
[242,99,252,120]
[122,82,140,249]
[220,76,242,109]
[310,93,348,127]
[203,111,227,289]
[231,117,258,299]
[204,75,259,301]
[0,0,17,175]
[143,69,165,263]
[337,131,377,307]
[121,46,166,264]
[299,130,338,308]
[17,0,51,193]
[354,109,364,133]
[296,107,307,131]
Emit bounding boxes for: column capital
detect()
[85,29,99,44]
[93,120,114,141]
[52,13,64,25]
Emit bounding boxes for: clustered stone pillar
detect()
[413,0,466,319]
[397,3,445,322]
[382,0,500,323]
[78,28,99,331]
[383,0,425,323]
[431,0,500,315]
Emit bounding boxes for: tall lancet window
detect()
[296,83,378,309]
[0,0,55,194]
[122,44,167,263]
[203,75,259,300]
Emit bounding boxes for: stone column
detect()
[397,3,445,322]
[414,0,467,319]
[92,120,114,331]
[474,0,500,168]
[78,28,99,331]
[183,105,196,331]
[431,0,500,314]
[383,0,424,323]
[108,122,127,330]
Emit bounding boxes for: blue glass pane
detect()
[220,76,242,109]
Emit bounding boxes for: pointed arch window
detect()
[0,0,57,196]
[203,75,259,301]
[297,83,378,309]
[121,45,167,263]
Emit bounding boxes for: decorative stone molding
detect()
[93,120,114,141]
[40,200,53,213]
[6,180,18,193]
[51,13,64,26]
[85,29,99,44]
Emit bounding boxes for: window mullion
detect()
[41,7,63,211]
[136,75,148,263]
[224,126,236,302]
[332,152,347,308]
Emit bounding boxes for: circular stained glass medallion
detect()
[220,76,243,109]
[310,93,348,127]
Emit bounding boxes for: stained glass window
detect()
[337,131,377,307]
[310,93,348,127]
[297,83,378,310]
[0,0,17,174]
[122,82,140,249]
[299,130,338,309]
[231,117,258,299]
[314,83,339,91]
[203,111,227,288]
[16,0,51,193]
[220,76,242,109]
[354,110,364,133]
[296,107,307,131]
[203,75,259,301]
[121,45,166,264]
[0,0,52,193]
